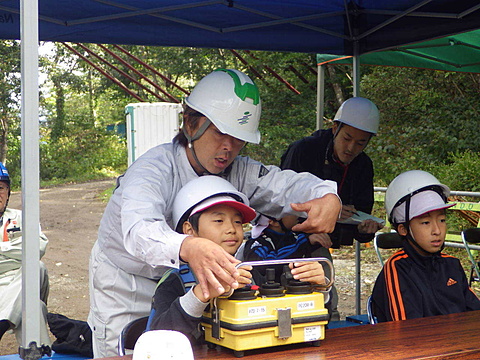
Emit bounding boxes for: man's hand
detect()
[340,204,358,221]
[193,264,253,302]
[308,233,332,248]
[358,219,384,234]
[291,193,341,234]
[180,236,240,300]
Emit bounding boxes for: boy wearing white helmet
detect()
[146,176,327,344]
[280,97,384,320]
[371,170,480,322]
[89,69,340,357]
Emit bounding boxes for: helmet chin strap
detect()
[183,119,228,178]
[330,122,344,165]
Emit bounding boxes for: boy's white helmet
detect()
[172,176,255,231]
[185,69,261,144]
[385,170,451,224]
[334,97,379,134]
[132,330,193,360]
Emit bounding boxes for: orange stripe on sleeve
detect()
[384,251,409,321]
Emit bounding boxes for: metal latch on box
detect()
[277,308,292,339]
[212,298,221,339]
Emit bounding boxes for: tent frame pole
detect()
[20,0,47,359]
[316,64,325,130]
[352,49,362,316]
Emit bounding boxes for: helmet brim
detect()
[190,196,256,224]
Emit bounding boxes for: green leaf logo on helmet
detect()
[215,69,260,106]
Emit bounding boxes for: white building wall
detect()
[125,102,183,165]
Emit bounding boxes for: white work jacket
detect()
[96,142,337,279]
[0,208,48,284]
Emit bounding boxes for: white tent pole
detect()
[352,48,362,316]
[316,63,325,130]
[20,0,43,358]
[352,54,360,96]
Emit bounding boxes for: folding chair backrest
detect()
[463,228,480,245]
[366,296,377,324]
[118,316,149,356]
[374,232,403,266]
[461,228,480,286]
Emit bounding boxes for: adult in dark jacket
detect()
[280,97,384,320]
[371,170,480,322]
[280,97,384,249]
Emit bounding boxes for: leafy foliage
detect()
[40,128,126,182]
[0,42,478,195]
[361,67,480,187]
[433,150,480,193]
[0,41,21,164]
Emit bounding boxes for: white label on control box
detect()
[247,306,267,316]
[304,326,321,341]
[297,300,315,311]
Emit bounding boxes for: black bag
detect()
[47,313,93,358]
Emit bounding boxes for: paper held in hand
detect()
[337,211,385,226]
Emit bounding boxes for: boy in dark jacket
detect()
[243,214,313,262]
[243,213,331,309]
[371,170,480,322]
[147,176,327,343]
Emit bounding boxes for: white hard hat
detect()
[385,170,451,224]
[132,330,193,360]
[334,97,379,134]
[185,69,262,144]
[172,176,256,231]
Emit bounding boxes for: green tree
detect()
[0,41,20,167]
[27,43,480,193]
[361,67,480,187]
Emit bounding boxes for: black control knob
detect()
[259,268,285,297]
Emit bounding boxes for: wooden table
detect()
[102,311,480,360]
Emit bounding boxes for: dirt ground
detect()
[1,179,459,355]
[0,179,115,355]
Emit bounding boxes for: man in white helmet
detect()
[370,170,480,322]
[88,68,341,357]
[280,97,384,320]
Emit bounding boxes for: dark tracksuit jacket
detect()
[243,229,332,310]
[243,228,312,262]
[148,266,265,344]
[148,268,205,345]
[280,129,374,248]
[243,229,313,285]
[371,240,480,322]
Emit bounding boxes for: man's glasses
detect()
[0,186,9,194]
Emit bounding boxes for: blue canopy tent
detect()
[6,0,480,358]
[4,0,480,52]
